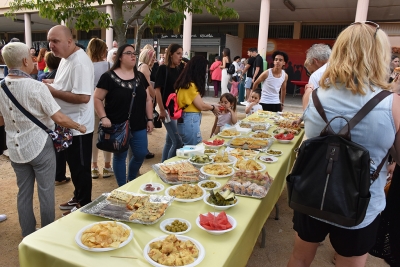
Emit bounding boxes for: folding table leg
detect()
[260,227,266,248]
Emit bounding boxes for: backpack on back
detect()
[165,92,188,120]
[286,90,391,227]
[227,63,236,75]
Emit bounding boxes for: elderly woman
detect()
[94,44,153,186]
[0,42,86,237]
[175,56,220,145]
[86,38,113,179]
[287,22,400,267]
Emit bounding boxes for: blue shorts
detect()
[245,77,252,89]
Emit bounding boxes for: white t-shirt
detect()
[52,49,94,135]
[93,61,109,88]
[232,61,240,77]
[245,102,263,116]
[308,63,327,89]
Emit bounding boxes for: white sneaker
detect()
[103,167,114,178]
[0,214,7,222]
[91,168,99,179]
[3,150,9,157]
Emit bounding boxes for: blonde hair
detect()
[320,23,391,94]
[86,38,107,62]
[2,42,30,69]
[139,48,155,66]
[37,47,48,62]
[142,44,154,51]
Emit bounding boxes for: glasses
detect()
[350,21,380,38]
[122,51,138,57]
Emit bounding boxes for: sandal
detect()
[55,177,71,186]
[145,152,155,159]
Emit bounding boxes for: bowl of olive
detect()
[160,218,191,235]
[188,155,214,168]
[197,180,221,191]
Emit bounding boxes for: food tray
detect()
[80,192,174,225]
[227,137,273,151]
[152,160,206,185]
[221,171,273,199]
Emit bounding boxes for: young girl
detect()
[229,76,240,97]
[245,89,263,116]
[211,93,238,136]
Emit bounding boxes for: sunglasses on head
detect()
[349,21,380,38]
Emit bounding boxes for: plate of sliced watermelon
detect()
[195,212,236,235]
[203,139,225,149]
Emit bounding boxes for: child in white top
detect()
[245,89,263,116]
[211,93,238,137]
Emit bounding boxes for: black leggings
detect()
[260,103,282,112]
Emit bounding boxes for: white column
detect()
[257,0,270,60]
[24,13,32,47]
[106,5,114,50]
[182,10,192,59]
[355,0,369,22]
[61,21,65,26]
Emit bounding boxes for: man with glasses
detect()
[43,25,94,216]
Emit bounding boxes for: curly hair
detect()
[174,55,207,97]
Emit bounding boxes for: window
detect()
[301,25,347,39]
[79,29,102,40]
[245,24,293,38]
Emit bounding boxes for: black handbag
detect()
[152,110,162,128]
[1,80,73,152]
[96,79,137,153]
[287,90,391,227]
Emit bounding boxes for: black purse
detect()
[152,110,162,128]
[96,78,137,153]
[287,90,391,227]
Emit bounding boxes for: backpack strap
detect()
[312,89,335,135]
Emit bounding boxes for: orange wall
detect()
[242,39,336,89]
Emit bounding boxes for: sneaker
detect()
[0,214,7,222]
[55,177,71,186]
[62,204,80,217]
[102,167,114,178]
[2,150,9,158]
[91,168,99,179]
[59,198,78,210]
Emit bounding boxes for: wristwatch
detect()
[211,105,215,111]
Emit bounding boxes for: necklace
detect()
[8,69,33,79]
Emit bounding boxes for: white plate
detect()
[233,161,266,172]
[265,149,283,157]
[200,165,235,178]
[203,143,225,149]
[210,155,237,166]
[277,139,293,144]
[143,235,205,267]
[75,221,133,252]
[203,193,239,210]
[159,218,191,235]
[258,155,278,164]
[165,185,206,202]
[217,132,241,139]
[197,180,221,191]
[140,183,165,194]
[195,212,237,235]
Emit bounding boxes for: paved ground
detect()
[0,92,387,267]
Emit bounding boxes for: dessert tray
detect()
[152,160,205,184]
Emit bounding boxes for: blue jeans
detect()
[113,129,148,186]
[177,112,202,146]
[161,119,183,162]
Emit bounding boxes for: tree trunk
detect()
[135,21,148,51]
[112,0,127,46]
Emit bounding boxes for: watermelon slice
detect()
[199,212,232,230]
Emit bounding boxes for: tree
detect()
[7,0,239,49]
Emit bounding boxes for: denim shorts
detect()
[245,77,253,89]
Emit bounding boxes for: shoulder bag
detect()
[1,80,73,152]
[287,89,391,227]
[96,74,137,153]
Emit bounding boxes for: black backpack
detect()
[286,89,391,227]
[227,63,235,75]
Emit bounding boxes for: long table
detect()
[19,115,304,267]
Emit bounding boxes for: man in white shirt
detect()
[304,44,331,89]
[44,25,95,216]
